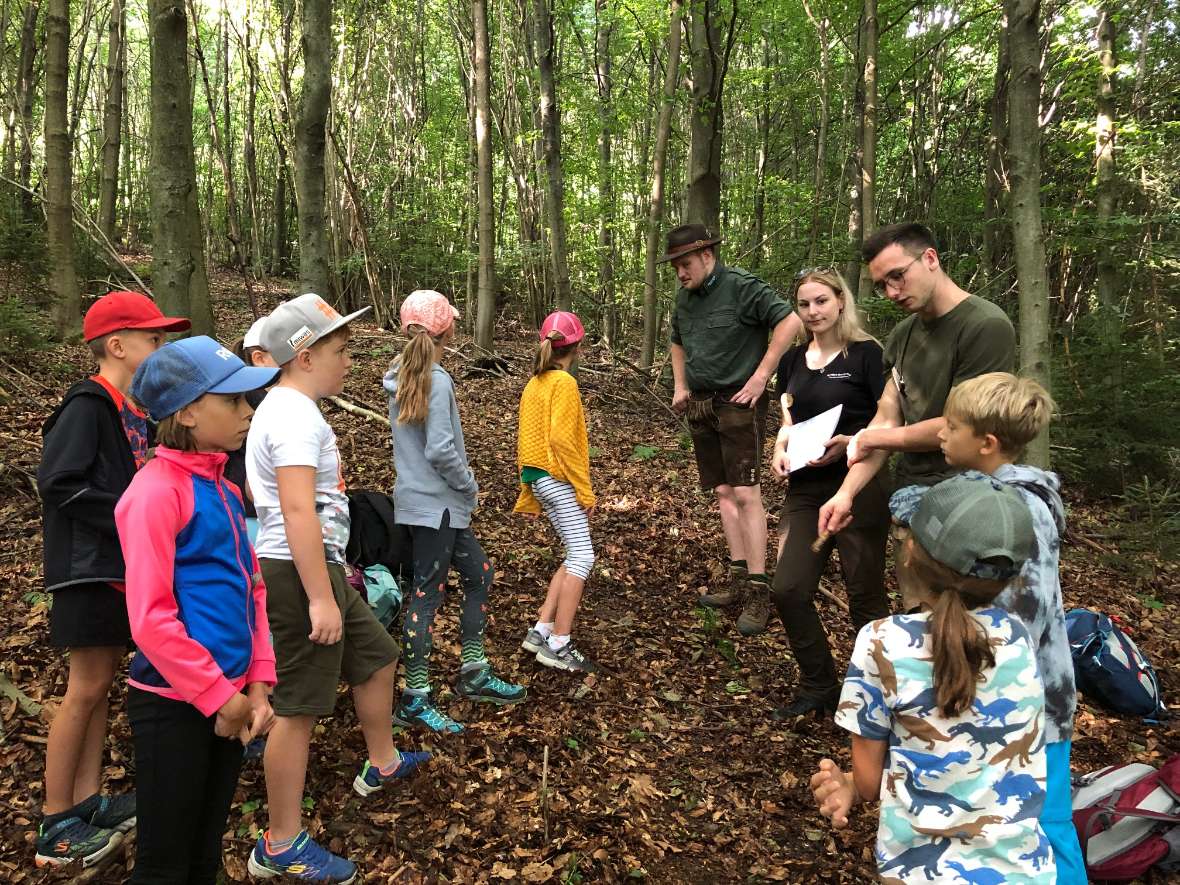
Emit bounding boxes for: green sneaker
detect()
[455,664,527,705]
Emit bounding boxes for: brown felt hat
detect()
[657,224,722,264]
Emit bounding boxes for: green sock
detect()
[730,559,748,575]
[748,573,768,584]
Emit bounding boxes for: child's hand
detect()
[810,758,856,829]
[308,597,343,644]
[215,692,252,741]
[241,683,275,744]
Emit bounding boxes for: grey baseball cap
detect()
[262,293,371,366]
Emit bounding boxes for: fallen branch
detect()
[327,396,390,427]
[0,672,42,717]
[817,579,850,614]
[608,352,687,428]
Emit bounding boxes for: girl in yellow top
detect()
[515,311,596,673]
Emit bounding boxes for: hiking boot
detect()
[76,792,136,834]
[352,750,432,797]
[248,831,357,883]
[698,565,746,609]
[455,664,527,705]
[34,815,121,868]
[772,688,842,722]
[736,578,773,636]
[394,692,465,734]
[521,628,547,654]
[536,641,598,673]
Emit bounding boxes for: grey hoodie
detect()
[384,362,478,530]
[992,463,1076,745]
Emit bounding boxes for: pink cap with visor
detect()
[399,289,459,337]
[539,311,585,345]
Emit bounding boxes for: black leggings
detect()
[128,687,245,885]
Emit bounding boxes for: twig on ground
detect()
[327,396,390,426]
[608,353,687,428]
[817,579,850,614]
[541,744,550,842]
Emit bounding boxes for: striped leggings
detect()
[532,476,595,580]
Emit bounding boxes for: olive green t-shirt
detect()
[670,264,794,393]
[883,294,1016,487]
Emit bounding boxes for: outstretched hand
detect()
[811,758,856,829]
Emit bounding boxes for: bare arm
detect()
[811,735,887,828]
[731,313,803,405]
[276,466,342,644]
[670,343,690,412]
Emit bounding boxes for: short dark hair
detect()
[861,222,939,263]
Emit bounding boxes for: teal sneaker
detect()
[455,664,527,705]
[394,692,465,734]
[247,831,357,883]
[34,815,120,868]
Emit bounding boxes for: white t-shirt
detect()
[246,386,350,563]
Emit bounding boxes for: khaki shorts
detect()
[687,393,768,490]
[260,558,400,717]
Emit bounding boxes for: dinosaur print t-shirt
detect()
[835,608,1056,884]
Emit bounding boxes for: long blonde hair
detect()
[533,330,579,376]
[793,268,878,353]
[394,324,443,424]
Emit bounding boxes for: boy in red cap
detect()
[34,290,188,868]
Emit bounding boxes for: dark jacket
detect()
[38,379,141,591]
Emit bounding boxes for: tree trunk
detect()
[295,0,334,297]
[242,21,263,274]
[686,0,734,232]
[856,0,878,302]
[473,0,496,350]
[748,35,770,266]
[803,0,830,260]
[594,0,615,343]
[97,0,125,243]
[1095,3,1119,313]
[843,24,864,289]
[534,0,571,311]
[1005,0,1051,467]
[148,0,215,334]
[982,23,1010,283]
[641,0,683,369]
[45,0,80,338]
[12,1,39,217]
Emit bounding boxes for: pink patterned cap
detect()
[539,311,585,346]
[399,289,459,337]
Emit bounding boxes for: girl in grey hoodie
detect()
[384,290,526,734]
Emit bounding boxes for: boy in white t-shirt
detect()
[244,294,429,884]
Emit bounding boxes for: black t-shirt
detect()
[775,339,886,483]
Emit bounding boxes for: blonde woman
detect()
[769,269,890,721]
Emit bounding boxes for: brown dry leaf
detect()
[628,773,665,802]
[491,861,518,879]
[520,861,554,882]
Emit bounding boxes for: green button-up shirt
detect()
[670,263,793,393]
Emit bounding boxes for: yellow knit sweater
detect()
[514,369,595,514]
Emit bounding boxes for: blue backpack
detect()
[1065,609,1167,720]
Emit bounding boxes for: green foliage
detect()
[0,297,50,355]
[0,199,49,279]
[630,444,659,461]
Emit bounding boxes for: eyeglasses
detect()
[873,255,920,295]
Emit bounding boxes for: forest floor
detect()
[0,269,1178,883]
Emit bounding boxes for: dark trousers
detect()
[771,472,890,696]
[128,687,244,885]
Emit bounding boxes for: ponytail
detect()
[907,540,1008,717]
[533,330,578,376]
[394,325,442,423]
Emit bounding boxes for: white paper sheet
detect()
[787,404,843,472]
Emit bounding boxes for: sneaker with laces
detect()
[521,628,546,654]
[394,692,465,734]
[536,642,598,673]
[247,831,357,883]
[455,664,527,705]
[76,792,137,834]
[352,750,432,797]
[34,815,121,868]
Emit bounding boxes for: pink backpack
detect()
[1073,756,1180,880]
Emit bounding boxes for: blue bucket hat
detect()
[131,335,279,420]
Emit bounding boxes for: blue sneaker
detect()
[34,815,120,868]
[76,791,137,833]
[352,750,432,797]
[247,831,357,883]
[394,692,465,734]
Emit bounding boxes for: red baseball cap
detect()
[539,311,585,346]
[83,290,191,342]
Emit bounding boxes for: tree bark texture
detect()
[12,1,40,217]
[686,0,730,233]
[983,23,1010,283]
[534,0,571,312]
[148,0,215,334]
[45,0,80,338]
[295,0,334,297]
[1095,4,1119,312]
[803,0,830,260]
[594,0,615,343]
[98,0,125,243]
[473,0,496,350]
[642,0,683,370]
[843,23,864,290]
[1005,0,1051,466]
[855,0,878,302]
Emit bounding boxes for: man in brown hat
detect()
[663,223,801,635]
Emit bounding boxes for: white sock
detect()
[534,621,554,639]
[547,633,571,652]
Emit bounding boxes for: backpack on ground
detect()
[1073,756,1180,880]
[345,490,412,582]
[1065,608,1167,719]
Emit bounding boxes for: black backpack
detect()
[345,490,413,582]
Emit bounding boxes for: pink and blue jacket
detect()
[115,447,276,716]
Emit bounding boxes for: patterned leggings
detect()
[531,476,595,580]
[402,510,493,691]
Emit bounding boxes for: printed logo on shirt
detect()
[825,372,852,380]
[287,325,315,351]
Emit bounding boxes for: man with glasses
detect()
[817,222,1015,605]
[662,224,802,635]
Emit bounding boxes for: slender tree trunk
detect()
[242,21,263,273]
[982,23,1010,282]
[686,0,732,232]
[803,0,830,260]
[748,35,770,266]
[45,0,80,338]
[97,0,125,242]
[534,0,571,311]
[295,0,334,296]
[148,0,214,333]
[641,0,683,369]
[594,0,615,342]
[270,122,289,273]
[13,1,39,217]
[1095,3,1119,312]
[856,0,878,302]
[1005,0,1050,466]
[473,0,496,349]
[843,24,864,289]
